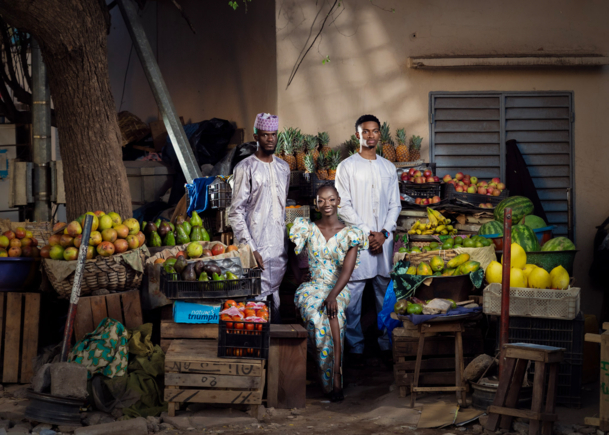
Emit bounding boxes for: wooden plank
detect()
[585,417,600,427]
[90,295,108,330]
[393,336,483,356]
[420,322,466,333]
[488,406,556,422]
[105,294,124,324]
[412,57,609,70]
[506,131,569,143]
[399,371,458,387]
[270,324,307,339]
[505,346,563,363]
[505,119,570,131]
[267,337,307,409]
[165,360,262,377]
[161,320,218,339]
[3,293,22,383]
[394,357,474,371]
[499,358,528,430]
[74,296,93,342]
[529,361,547,435]
[165,373,261,389]
[0,293,6,366]
[412,386,466,392]
[542,363,559,435]
[455,331,466,406]
[505,95,571,108]
[599,332,609,431]
[164,388,262,405]
[120,290,143,329]
[20,293,40,383]
[485,357,517,431]
[602,322,609,331]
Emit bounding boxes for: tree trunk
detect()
[0,0,132,221]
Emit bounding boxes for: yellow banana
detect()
[422,230,434,235]
[426,208,438,226]
[416,230,422,235]
[433,209,449,225]
[411,221,420,231]
[435,225,446,233]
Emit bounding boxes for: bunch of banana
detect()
[408,208,458,236]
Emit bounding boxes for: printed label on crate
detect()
[173,301,220,324]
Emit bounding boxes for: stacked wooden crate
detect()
[164,339,265,417]
[393,321,484,398]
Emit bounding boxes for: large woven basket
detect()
[0,220,53,247]
[405,249,458,267]
[43,245,150,299]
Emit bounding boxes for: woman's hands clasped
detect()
[322,296,339,319]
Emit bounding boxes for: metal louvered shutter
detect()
[430,91,574,237]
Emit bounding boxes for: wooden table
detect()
[267,324,307,409]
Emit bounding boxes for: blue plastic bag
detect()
[377,280,401,344]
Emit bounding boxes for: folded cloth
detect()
[403,306,482,325]
[186,177,216,216]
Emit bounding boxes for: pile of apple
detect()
[0,227,41,258]
[400,168,439,184]
[443,173,506,197]
[41,211,145,261]
[413,196,441,206]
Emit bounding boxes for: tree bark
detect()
[0,0,132,221]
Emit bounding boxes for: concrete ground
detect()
[0,356,600,435]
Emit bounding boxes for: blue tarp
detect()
[377,280,401,344]
[186,177,216,217]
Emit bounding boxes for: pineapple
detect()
[283,136,297,171]
[304,153,315,174]
[380,122,396,162]
[327,149,341,180]
[304,134,319,164]
[376,144,384,158]
[395,128,409,162]
[293,132,306,171]
[345,134,359,156]
[317,131,331,155]
[275,132,285,162]
[409,135,423,161]
[316,152,328,180]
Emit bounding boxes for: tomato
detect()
[234,322,244,330]
[256,324,263,331]
[224,300,237,309]
[175,251,186,258]
[226,322,233,330]
[232,315,243,322]
[220,314,231,321]
[244,308,256,318]
[245,323,255,331]
[238,302,245,308]
[258,311,269,321]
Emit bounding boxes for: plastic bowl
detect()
[0,257,41,291]
[480,233,503,251]
[533,225,555,247]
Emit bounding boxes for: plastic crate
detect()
[300,173,334,197]
[442,183,509,207]
[495,313,584,408]
[483,283,580,320]
[399,182,442,199]
[160,268,261,300]
[218,303,270,360]
[208,179,232,209]
[285,206,310,225]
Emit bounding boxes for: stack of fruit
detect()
[478,196,576,254]
[400,167,440,184]
[443,173,507,207]
[220,301,269,357]
[408,208,457,236]
[40,212,143,261]
[404,253,480,277]
[485,243,571,289]
[399,234,492,255]
[145,212,210,248]
[160,252,239,282]
[0,227,40,258]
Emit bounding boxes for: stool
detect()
[485,343,564,435]
[409,320,467,408]
[267,324,307,409]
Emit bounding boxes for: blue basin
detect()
[0,257,41,291]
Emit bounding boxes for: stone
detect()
[82,412,115,426]
[32,424,53,434]
[50,363,88,400]
[463,354,494,382]
[580,429,597,435]
[32,364,52,394]
[6,428,29,435]
[512,421,529,435]
[472,425,483,433]
[158,424,174,431]
[0,422,10,430]
[290,409,301,416]
[0,402,27,422]
[11,388,28,400]
[0,429,6,435]
[73,418,148,435]
[39,430,56,435]
[145,416,160,433]
[266,407,275,417]
[478,416,488,428]
[57,426,80,434]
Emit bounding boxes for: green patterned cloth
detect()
[391,259,484,301]
[69,318,129,379]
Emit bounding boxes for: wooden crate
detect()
[268,324,307,409]
[164,339,265,417]
[393,326,483,398]
[160,319,218,353]
[74,290,143,341]
[0,293,41,384]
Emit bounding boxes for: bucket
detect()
[0,257,41,291]
[526,250,578,276]
[534,225,555,247]
[471,377,532,411]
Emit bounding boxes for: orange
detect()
[238,302,245,308]
[226,322,233,330]
[244,308,256,318]
[234,322,244,330]
[258,311,269,321]
[220,314,231,321]
[256,324,263,331]
[245,323,254,331]
[224,300,237,309]
[232,315,243,322]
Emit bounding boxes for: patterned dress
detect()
[289,217,368,393]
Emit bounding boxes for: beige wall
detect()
[108,0,277,133]
[276,0,609,318]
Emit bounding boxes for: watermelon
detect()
[494,196,534,224]
[520,215,547,230]
[511,224,541,252]
[541,237,576,251]
[478,221,503,236]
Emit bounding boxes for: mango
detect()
[442,268,456,276]
[406,266,417,275]
[416,262,433,276]
[459,260,481,274]
[430,255,444,272]
[447,253,470,269]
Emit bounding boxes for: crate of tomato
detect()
[218,300,270,359]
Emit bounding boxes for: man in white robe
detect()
[335,114,402,364]
[228,113,290,322]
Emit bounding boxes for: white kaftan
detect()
[228,154,290,298]
[335,153,402,280]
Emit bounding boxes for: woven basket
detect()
[285,206,310,225]
[406,249,458,267]
[43,245,150,299]
[0,220,53,247]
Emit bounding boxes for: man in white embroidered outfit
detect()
[228,113,290,323]
[335,114,402,365]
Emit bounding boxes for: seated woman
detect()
[289,184,368,401]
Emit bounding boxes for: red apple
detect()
[413,170,422,177]
[415,198,422,205]
[431,196,441,204]
[455,172,464,181]
[59,234,74,248]
[455,185,464,193]
[212,244,225,256]
[458,181,465,186]
[433,176,440,182]
[401,172,409,182]
[486,203,493,208]
[488,182,497,188]
[467,186,477,194]
[496,182,506,190]
[40,245,51,258]
[15,227,26,239]
[442,174,452,182]
[492,189,501,196]
[423,169,432,178]
[492,177,501,184]
[426,177,435,183]
[8,247,21,257]
[9,238,21,249]
[20,238,32,248]
[21,246,32,257]
[478,181,488,187]
[477,187,487,195]
[463,179,471,186]
[479,203,487,209]
[421,198,430,205]
[3,230,15,240]
[202,249,213,257]
[408,168,417,176]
